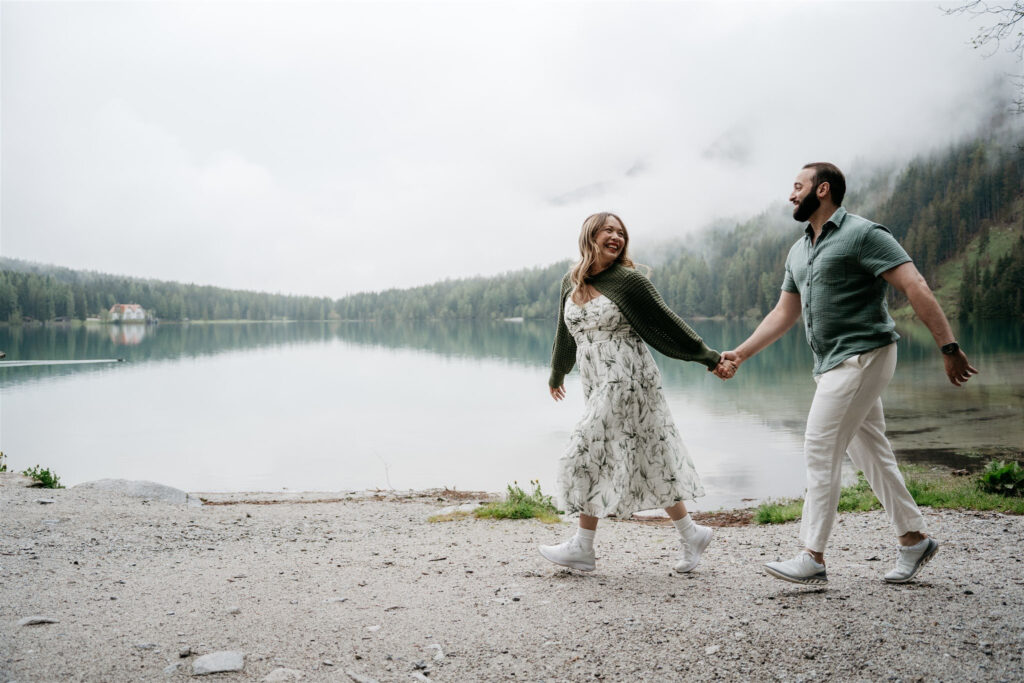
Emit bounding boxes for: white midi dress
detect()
[558,294,706,518]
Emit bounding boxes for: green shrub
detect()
[22,465,63,489]
[837,472,882,512]
[753,498,803,524]
[978,460,1024,497]
[474,480,561,523]
[0,451,7,473]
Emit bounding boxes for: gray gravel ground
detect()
[2,473,1022,682]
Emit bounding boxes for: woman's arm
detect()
[549,274,577,389]
[616,270,721,369]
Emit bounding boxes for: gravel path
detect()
[1,473,1022,682]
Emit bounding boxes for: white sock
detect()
[903,538,929,552]
[575,527,596,551]
[672,514,697,540]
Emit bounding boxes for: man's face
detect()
[790,168,820,222]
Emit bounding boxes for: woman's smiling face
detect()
[594,216,626,268]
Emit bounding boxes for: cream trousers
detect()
[799,343,926,553]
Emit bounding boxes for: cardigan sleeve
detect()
[548,273,577,387]
[615,269,721,370]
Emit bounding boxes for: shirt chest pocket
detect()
[813,254,849,285]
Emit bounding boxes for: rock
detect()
[428,644,444,661]
[413,660,427,670]
[192,651,245,675]
[34,498,56,504]
[345,671,380,683]
[134,642,158,650]
[263,668,304,682]
[163,663,180,675]
[74,479,200,506]
[179,647,194,658]
[411,674,431,682]
[366,625,381,632]
[705,645,721,655]
[227,606,241,615]
[323,597,347,604]
[323,660,334,666]
[435,502,482,516]
[18,616,58,626]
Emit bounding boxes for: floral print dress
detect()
[558,294,705,518]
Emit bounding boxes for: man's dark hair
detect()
[802,162,846,205]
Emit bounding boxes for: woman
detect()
[542,212,734,573]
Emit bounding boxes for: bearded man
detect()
[723,162,978,585]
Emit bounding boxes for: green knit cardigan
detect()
[548,263,721,388]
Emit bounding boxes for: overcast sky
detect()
[2,1,1020,297]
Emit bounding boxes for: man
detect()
[723,162,978,585]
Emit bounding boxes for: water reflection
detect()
[1,319,1021,507]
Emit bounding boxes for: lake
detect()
[1,319,1021,511]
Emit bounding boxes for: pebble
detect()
[263,668,304,682]
[345,671,380,683]
[163,663,179,675]
[34,499,56,504]
[366,625,381,632]
[134,642,158,650]
[428,644,444,661]
[324,597,348,603]
[192,651,245,675]
[227,606,241,615]
[17,616,59,626]
[705,645,721,655]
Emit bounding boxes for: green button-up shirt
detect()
[782,207,912,375]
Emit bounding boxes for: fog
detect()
[2,1,1020,297]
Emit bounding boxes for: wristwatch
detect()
[941,341,960,356]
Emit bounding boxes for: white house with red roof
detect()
[109,303,147,322]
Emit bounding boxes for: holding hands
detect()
[712,351,739,380]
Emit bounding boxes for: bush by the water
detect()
[22,464,63,489]
[474,480,561,523]
[978,460,1024,497]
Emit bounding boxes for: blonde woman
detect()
[542,212,735,573]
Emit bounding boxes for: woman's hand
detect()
[550,384,566,401]
[712,357,737,380]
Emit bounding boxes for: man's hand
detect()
[550,384,566,401]
[943,350,979,387]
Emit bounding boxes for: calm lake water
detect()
[1,319,1021,511]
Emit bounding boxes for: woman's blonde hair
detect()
[569,212,636,304]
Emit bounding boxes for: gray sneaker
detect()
[764,552,828,585]
[884,538,939,584]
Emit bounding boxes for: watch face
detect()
[942,342,959,355]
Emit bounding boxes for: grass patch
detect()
[753,498,803,525]
[21,464,63,489]
[0,451,7,473]
[754,463,1024,524]
[473,480,562,524]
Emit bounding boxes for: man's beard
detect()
[793,187,820,222]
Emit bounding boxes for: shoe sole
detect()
[884,539,939,584]
[674,527,714,573]
[538,546,595,572]
[763,564,828,585]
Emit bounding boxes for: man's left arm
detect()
[881,262,979,387]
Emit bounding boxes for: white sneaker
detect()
[764,552,828,585]
[538,536,596,572]
[674,525,713,573]
[885,538,939,584]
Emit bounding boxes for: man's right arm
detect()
[723,290,802,367]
